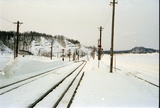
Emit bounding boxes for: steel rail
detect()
[28,61,86,108]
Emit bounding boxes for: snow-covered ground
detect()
[0,53,159,107]
[72,54,159,107]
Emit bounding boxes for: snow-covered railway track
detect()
[0,64,71,95]
[133,75,159,87]
[114,66,159,88]
[29,61,86,108]
[0,61,86,107]
[105,65,159,88]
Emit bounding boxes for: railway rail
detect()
[0,63,72,95]
[29,61,86,108]
[112,66,159,88]
[0,60,87,108]
[0,64,69,89]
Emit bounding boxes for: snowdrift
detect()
[3,56,69,78]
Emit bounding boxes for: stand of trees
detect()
[0,31,53,51]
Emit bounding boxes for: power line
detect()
[103,8,112,27]
[4,23,14,30]
[0,14,13,23]
[0,13,16,30]
[99,0,112,27]
[99,0,109,26]
[0,13,16,22]
[0,13,21,30]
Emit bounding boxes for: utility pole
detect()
[98,26,104,68]
[69,49,71,61]
[62,49,64,61]
[110,0,118,73]
[98,26,104,60]
[77,49,79,61]
[50,40,53,60]
[98,39,100,68]
[14,21,23,58]
[22,34,25,57]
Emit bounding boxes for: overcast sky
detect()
[0,0,159,50]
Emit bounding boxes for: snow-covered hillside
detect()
[29,37,92,58]
[0,40,13,55]
[0,32,94,59]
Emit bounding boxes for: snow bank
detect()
[3,56,69,78]
[0,54,13,70]
[3,58,19,77]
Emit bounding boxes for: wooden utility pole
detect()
[14,21,23,58]
[110,0,118,73]
[98,26,103,60]
[22,34,25,57]
[50,40,53,60]
[98,39,100,68]
[98,26,103,68]
[69,49,71,61]
[77,49,79,61]
[62,49,64,61]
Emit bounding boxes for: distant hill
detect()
[130,47,159,53]
[103,47,159,54]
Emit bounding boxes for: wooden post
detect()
[14,21,23,58]
[50,40,53,60]
[110,0,118,73]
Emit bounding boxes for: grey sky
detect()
[0,0,159,50]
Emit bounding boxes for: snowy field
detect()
[0,53,159,108]
[72,53,159,107]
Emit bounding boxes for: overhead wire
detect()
[0,13,14,23]
[99,0,109,26]
[0,13,17,30]
[104,0,118,28]
[103,8,112,28]
[0,13,16,21]
[4,23,14,30]
[99,0,112,28]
